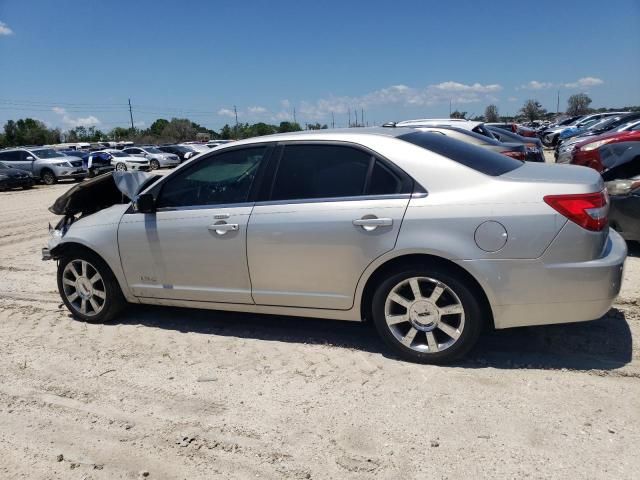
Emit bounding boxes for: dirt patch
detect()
[0,183,638,479]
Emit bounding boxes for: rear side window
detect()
[271,145,371,200]
[398,131,522,176]
[0,151,24,162]
[369,161,402,195]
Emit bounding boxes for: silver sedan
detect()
[44,128,626,363]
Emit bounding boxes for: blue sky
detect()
[0,0,639,132]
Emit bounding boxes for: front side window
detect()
[270,145,372,201]
[157,146,267,208]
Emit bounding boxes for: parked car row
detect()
[0,140,236,187]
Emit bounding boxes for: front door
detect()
[247,143,413,310]
[118,145,271,303]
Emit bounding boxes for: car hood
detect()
[49,171,160,216]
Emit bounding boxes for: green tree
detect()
[3,118,60,146]
[277,121,302,133]
[450,110,467,119]
[520,99,547,122]
[307,123,328,130]
[566,93,593,116]
[484,105,499,123]
[148,119,169,137]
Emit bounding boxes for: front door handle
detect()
[353,217,393,231]
[208,222,239,235]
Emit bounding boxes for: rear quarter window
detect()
[399,131,522,176]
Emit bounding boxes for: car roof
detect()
[393,119,483,130]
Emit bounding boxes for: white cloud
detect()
[134,120,146,128]
[0,21,13,36]
[517,80,554,91]
[217,108,236,118]
[517,77,604,91]
[297,81,504,120]
[52,106,101,128]
[247,106,267,114]
[563,76,604,88]
[280,99,291,109]
[507,96,518,102]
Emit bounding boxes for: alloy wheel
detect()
[115,162,127,171]
[384,276,465,353]
[150,159,160,170]
[61,259,106,317]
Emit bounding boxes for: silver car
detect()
[0,147,86,184]
[43,128,626,363]
[121,146,179,170]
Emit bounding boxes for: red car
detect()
[571,129,640,173]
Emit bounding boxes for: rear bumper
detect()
[464,228,627,329]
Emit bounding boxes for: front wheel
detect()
[371,266,484,364]
[150,159,160,170]
[115,162,127,171]
[57,250,126,323]
[41,169,57,185]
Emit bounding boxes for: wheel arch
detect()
[358,253,495,329]
[50,240,135,302]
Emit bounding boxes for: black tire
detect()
[57,249,127,323]
[371,265,484,364]
[115,162,127,171]
[150,159,160,170]
[41,169,57,185]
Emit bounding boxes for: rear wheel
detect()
[371,266,483,364]
[57,250,126,323]
[41,169,57,185]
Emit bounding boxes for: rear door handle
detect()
[208,222,239,235]
[353,217,393,231]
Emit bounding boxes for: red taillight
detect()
[543,190,609,231]
[500,150,526,161]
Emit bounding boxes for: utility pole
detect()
[233,105,239,138]
[556,90,560,114]
[348,109,351,127]
[293,107,297,124]
[361,108,364,128]
[128,98,135,130]
[331,112,335,128]
[449,99,452,117]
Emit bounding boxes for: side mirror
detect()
[135,193,156,213]
[26,156,34,161]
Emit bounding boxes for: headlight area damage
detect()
[43,171,161,260]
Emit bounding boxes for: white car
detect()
[100,149,151,172]
[393,119,497,140]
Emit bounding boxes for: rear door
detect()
[247,142,413,310]
[0,150,31,172]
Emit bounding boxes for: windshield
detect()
[174,146,194,152]
[109,151,127,157]
[31,148,65,159]
[144,147,163,154]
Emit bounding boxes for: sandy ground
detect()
[0,180,638,480]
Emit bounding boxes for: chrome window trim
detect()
[253,193,414,207]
